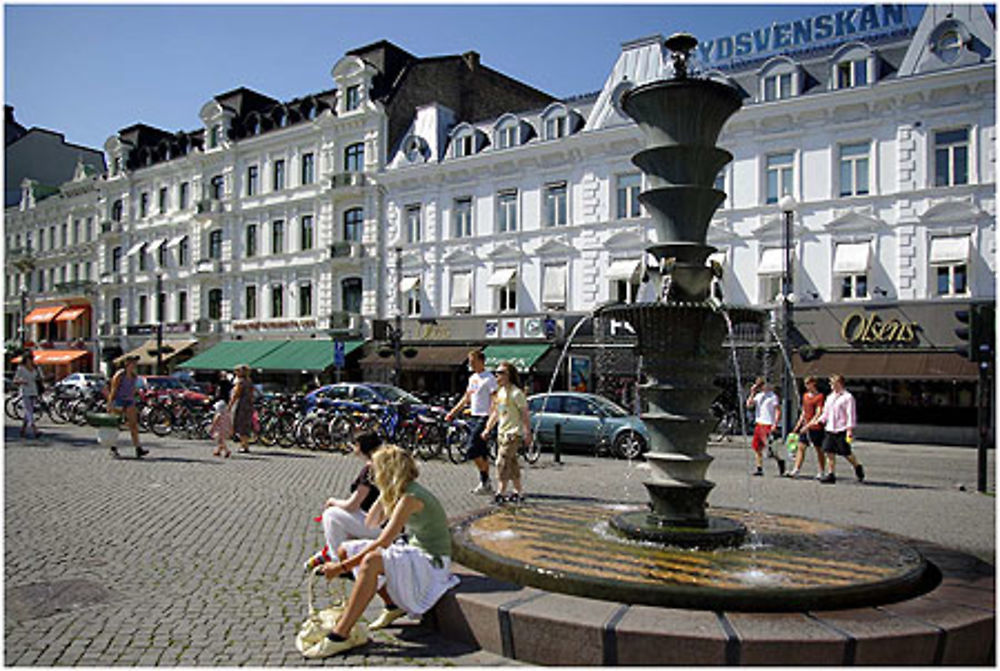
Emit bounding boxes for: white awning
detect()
[399,276,421,293]
[124,241,147,257]
[487,267,517,287]
[833,242,871,274]
[606,258,641,282]
[166,234,187,249]
[758,248,787,275]
[929,236,971,264]
[450,272,471,309]
[542,264,567,305]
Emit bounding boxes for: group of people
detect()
[746,373,864,485]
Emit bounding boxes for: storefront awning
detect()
[252,339,365,372]
[359,345,471,371]
[483,344,551,371]
[54,306,88,323]
[24,306,66,324]
[487,268,517,287]
[833,242,871,274]
[606,259,641,282]
[114,339,198,367]
[792,351,979,381]
[12,349,89,365]
[177,340,286,371]
[399,277,421,294]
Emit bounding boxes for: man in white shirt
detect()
[745,377,785,476]
[810,373,865,485]
[446,350,498,494]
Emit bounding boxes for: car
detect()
[527,392,650,459]
[170,371,213,396]
[53,372,107,397]
[137,375,211,403]
[304,382,423,411]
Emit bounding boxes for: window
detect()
[36,269,44,292]
[60,223,68,247]
[766,152,794,204]
[343,208,363,242]
[608,258,641,303]
[344,85,361,111]
[245,224,257,258]
[490,268,517,313]
[71,263,79,281]
[209,125,221,149]
[405,205,422,243]
[210,175,224,200]
[616,174,641,219]
[497,123,518,149]
[344,143,364,172]
[497,191,518,233]
[208,289,223,320]
[402,277,421,317]
[112,246,122,273]
[761,275,783,304]
[763,72,793,101]
[714,170,727,208]
[138,245,149,272]
[298,282,312,317]
[929,236,971,297]
[453,198,473,238]
[936,264,967,297]
[158,187,168,214]
[450,271,472,314]
[452,132,475,158]
[179,182,189,210]
[245,285,256,319]
[49,226,55,248]
[139,294,148,323]
[271,220,284,254]
[157,241,167,267]
[111,297,122,325]
[208,230,222,260]
[757,247,787,303]
[178,237,189,266]
[72,219,80,245]
[841,274,868,299]
[833,241,872,301]
[111,200,123,222]
[839,143,870,197]
[934,129,969,187]
[341,278,362,314]
[85,217,93,241]
[542,264,568,309]
[836,59,867,89]
[85,261,92,281]
[300,215,314,250]
[271,284,284,317]
[247,166,258,196]
[301,153,314,185]
[544,182,568,227]
[140,192,149,218]
[545,114,567,140]
[177,291,187,322]
[273,159,286,191]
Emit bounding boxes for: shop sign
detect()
[699,4,909,69]
[840,310,918,345]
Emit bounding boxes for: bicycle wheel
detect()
[329,415,353,453]
[446,423,470,464]
[147,404,173,436]
[415,423,444,461]
[277,413,298,448]
[522,437,542,464]
[6,395,24,421]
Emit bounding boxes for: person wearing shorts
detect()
[745,377,784,476]
[106,355,148,459]
[789,376,827,479]
[445,350,497,494]
[811,374,865,485]
[481,361,532,505]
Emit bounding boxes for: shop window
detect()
[934,128,969,187]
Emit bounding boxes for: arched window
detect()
[343,208,363,242]
[758,56,799,102]
[344,143,364,172]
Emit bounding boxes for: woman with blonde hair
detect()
[303,445,460,659]
[228,364,255,453]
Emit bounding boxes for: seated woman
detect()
[303,445,460,659]
[303,431,384,572]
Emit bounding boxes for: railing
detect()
[330,241,363,259]
[328,311,360,332]
[330,172,366,189]
[52,280,98,296]
[99,272,123,285]
[100,220,122,234]
[195,199,225,215]
[195,259,223,274]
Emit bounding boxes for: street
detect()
[3,418,995,665]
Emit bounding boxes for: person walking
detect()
[445,350,497,494]
[14,351,42,438]
[209,399,233,458]
[811,374,865,485]
[214,370,233,404]
[481,361,532,504]
[228,364,255,453]
[304,445,460,658]
[106,355,148,458]
[788,376,827,479]
[745,377,784,476]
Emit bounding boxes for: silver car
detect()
[527,392,650,459]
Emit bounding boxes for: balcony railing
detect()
[52,280,97,296]
[100,220,123,234]
[195,199,225,217]
[328,311,360,332]
[330,242,363,259]
[330,172,366,189]
[195,258,224,274]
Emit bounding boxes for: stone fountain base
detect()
[610,509,746,548]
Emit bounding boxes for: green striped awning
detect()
[176,340,286,371]
[483,344,551,371]
[252,339,365,372]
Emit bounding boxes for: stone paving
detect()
[3,418,995,666]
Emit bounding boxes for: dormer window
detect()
[759,57,799,102]
[495,117,520,149]
[836,59,867,88]
[344,85,361,111]
[763,73,793,101]
[541,103,581,141]
[209,125,222,149]
[935,29,963,63]
[545,115,566,140]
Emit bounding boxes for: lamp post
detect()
[155,273,164,374]
[778,194,797,440]
[392,246,403,387]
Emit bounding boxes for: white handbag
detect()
[295,571,347,654]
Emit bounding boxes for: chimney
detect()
[462,51,480,71]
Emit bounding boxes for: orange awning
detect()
[54,307,88,322]
[12,350,90,365]
[24,306,66,324]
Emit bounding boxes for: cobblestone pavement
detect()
[4,418,994,666]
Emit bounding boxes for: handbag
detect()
[295,570,348,654]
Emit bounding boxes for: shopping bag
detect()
[785,432,800,456]
[295,570,347,654]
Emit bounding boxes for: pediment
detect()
[920,198,984,224]
[751,214,807,238]
[603,230,645,250]
[400,249,424,271]
[487,244,522,261]
[331,55,373,81]
[824,210,887,232]
[533,239,576,257]
[442,248,479,266]
[199,99,225,122]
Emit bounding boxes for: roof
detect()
[177,340,286,372]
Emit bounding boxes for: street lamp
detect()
[392,246,403,386]
[778,194,797,440]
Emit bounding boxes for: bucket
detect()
[86,412,121,449]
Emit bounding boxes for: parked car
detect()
[527,392,650,459]
[305,382,423,410]
[53,373,107,397]
[170,371,213,396]
[137,375,211,403]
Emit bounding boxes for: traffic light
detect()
[955,308,974,360]
[955,305,996,362]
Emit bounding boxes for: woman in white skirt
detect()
[303,445,460,659]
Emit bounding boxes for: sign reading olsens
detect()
[840,310,919,346]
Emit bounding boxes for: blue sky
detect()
[5,4,926,152]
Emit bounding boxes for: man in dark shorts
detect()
[445,350,498,494]
[789,376,827,479]
[811,374,865,485]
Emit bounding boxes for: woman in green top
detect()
[304,445,460,659]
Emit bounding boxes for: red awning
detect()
[24,306,66,324]
[54,307,88,322]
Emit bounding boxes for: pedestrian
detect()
[445,350,497,494]
[788,376,827,479]
[811,374,865,485]
[745,376,784,476]
[209,399,233,458]
[303,431,386,572]
[229,364,255,453]
[106,355,148,458]
[14,350,42,438]
[481,361,532,504]
[304,445,460,658]
[214,370,233,404]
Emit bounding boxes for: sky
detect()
[5,3,927,152]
